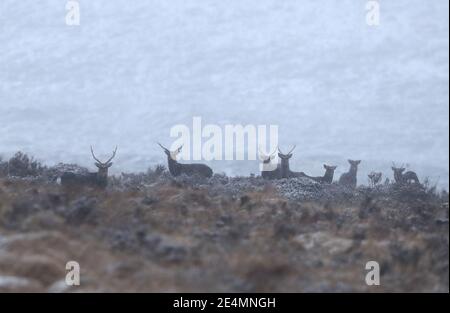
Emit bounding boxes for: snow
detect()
[0,0,448,189]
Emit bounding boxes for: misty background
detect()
[0,0,448,189]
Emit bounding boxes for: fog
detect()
[0,0,448,189]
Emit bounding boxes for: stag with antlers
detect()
[60,146,117,188]
[158,143,213,178]
[391,163,420,185]
[277,146,306,178]
[259,147,281,180]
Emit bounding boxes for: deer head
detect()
[324,164,337,171]
[348,159,361,166]
[258,147,278,171]
[278,146,296,160]
[91,146,117,179]
[391,162,406,173]
[157,142,182,161]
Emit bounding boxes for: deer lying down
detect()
[303,164,337,184]
[259,147,281,180]
[60,146,117,188]
[277,146,306,178]
[158,143,213,178]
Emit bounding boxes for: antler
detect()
[287,145,296,154]
[104,146,118,164]
[91,146,103,164]
[91,146,117,164]
[278,145,296,155]
[157,142,168,151]
[259,146,277,156]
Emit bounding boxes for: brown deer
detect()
[338,159,361,188]
[391,164,420,185]
[158,143,213,178]
[278,146,305,178]
[60,146,117,188]
[259,147,281,180]
[303,164,337,184]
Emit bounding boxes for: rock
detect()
[293,231,354,255]
[0,275,42,292]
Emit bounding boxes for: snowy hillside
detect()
[0,0,448,188]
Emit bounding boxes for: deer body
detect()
[392,167,420,185]
[303,165,337,184]
[259,148,281,180]
[278,146,305,178]
[60,146,117,189]
[159,143,213,178]
[60,171,108,188]
[338,160,361,188]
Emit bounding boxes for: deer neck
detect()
[323,169,334,181]
[97,168,109,180]
[168,156,180,174]
[349,165,358,175]
[280,158,290,176]
[394,171,403,182]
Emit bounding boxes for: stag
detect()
[368,171,382,188]
[391,163,419,185]
[338,159,361,188]
[259,147,281,180]
[278,146,305,178]
[158,143,213,178]
[60,146,117,188]
[303,164,337,184]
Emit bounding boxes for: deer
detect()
[391,163,420,185]
[60,146,117,188]
[277,146,305,178]
[158,143,213,178]
[338,159,361,188]
[259,147,281,180]
[368,171,382,188]
[303,164,337,184]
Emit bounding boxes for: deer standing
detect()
[303,164,337,184]
[391,164,420,185]
[60,146,117,188]
[338,159,361,188]
[158,143,213,178]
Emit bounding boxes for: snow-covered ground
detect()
[0,0,448,189]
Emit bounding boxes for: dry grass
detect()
[0,176,448,292]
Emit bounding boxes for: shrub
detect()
[7,152,46,177]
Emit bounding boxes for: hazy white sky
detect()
[0,0,448,188]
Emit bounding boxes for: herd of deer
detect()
[59,143,420,189]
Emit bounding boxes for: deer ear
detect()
[95,162,102,168]
[107,162,113,167]
[357,160,361,164]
